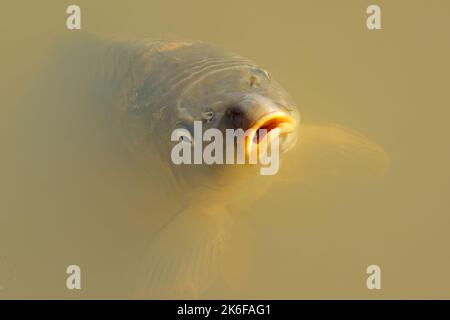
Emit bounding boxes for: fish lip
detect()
[246,111,297,155]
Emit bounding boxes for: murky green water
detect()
[1,0,449,299]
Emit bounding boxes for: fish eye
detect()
[248,67,271,88]
[173,125,194,145]
[180,134,192,144]
[202,111,214,122]
[250,67,271,81]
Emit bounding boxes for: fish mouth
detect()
[246,111,297,155]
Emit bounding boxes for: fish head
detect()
[166,64,300,199]
[174,64,300,152]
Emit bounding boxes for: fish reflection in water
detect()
[0,33,389,299]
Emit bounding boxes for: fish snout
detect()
[226,95,298,154]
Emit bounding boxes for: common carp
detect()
[0,33,389,298]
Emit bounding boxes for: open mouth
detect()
[246,111,297,154]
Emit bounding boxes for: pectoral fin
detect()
[278,124,390,183]
[136,205,232,299]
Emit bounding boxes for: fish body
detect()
[1,33,388,298]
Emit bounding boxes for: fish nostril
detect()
[202,111,214,122]
[227,106,246,129]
